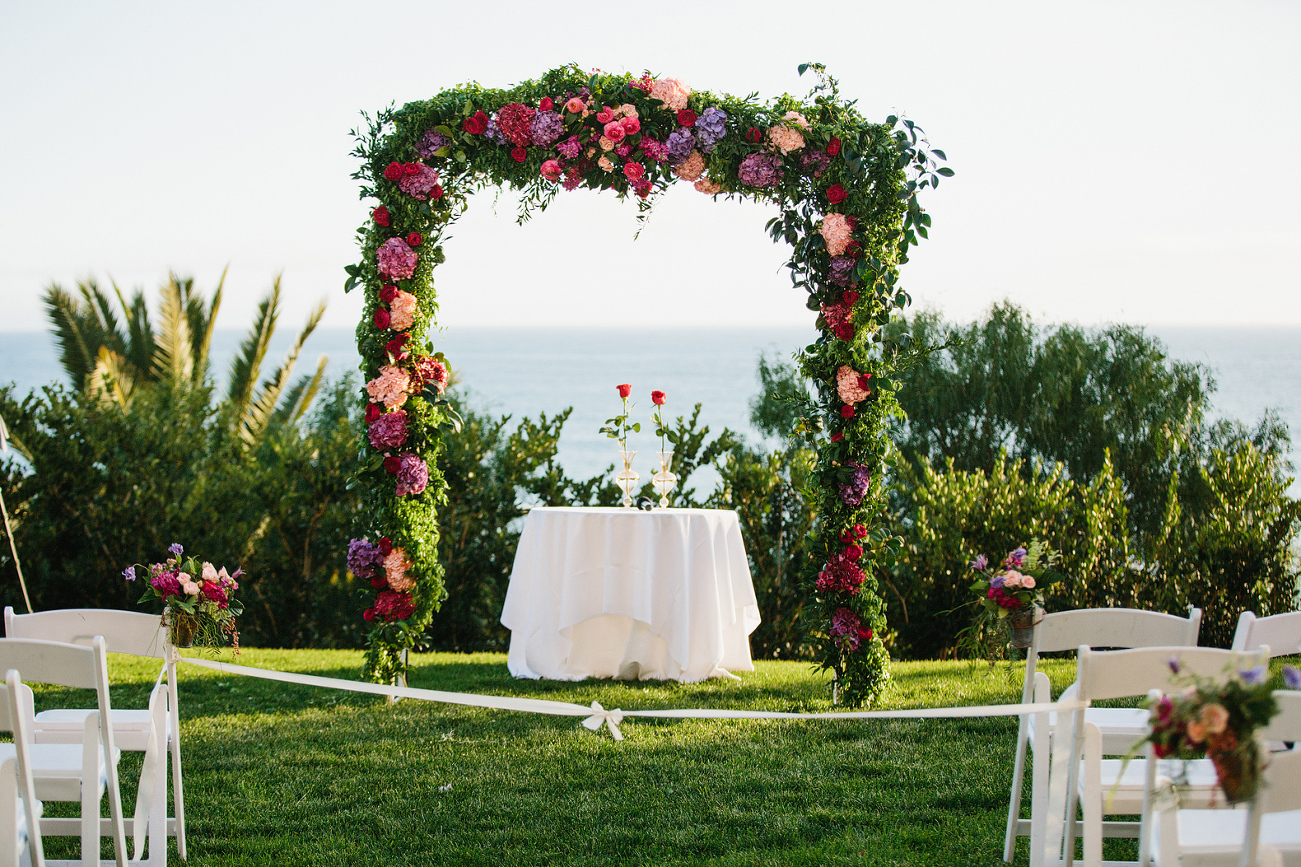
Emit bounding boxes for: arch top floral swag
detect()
[346,63,948,705]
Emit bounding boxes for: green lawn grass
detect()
[26,650,1277,866]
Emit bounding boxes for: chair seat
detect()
[1152,808,1301,866]
[1031,706,1151,753]
[34,708,170,752]
[1081,757,1223,814]
[3,742,116,802]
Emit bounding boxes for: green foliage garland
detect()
[348,64,946,703]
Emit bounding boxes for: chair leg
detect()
[170,733,186,860]
[1004,715,1031,862]
[1082,726,1103,867]
[80,782,96,867]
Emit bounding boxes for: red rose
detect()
[365,403,383,423]
[834,323,854,341]
[853,524,867,539]
[462,111,489,134]
[827,136,842,156]
[831,432,844,442]
[844,240,861,258]
[843,290,859,304]
[539,97,554,111]
[616,383,631,399]
[378,537,392,556]
[841,404,855,419]
[386,334,409,356]
[372,206,390,226]
[373,308,390,330]
[676,109,697,127]
[844,543,863,561]
[430,184,444,200]
[511,146,528,163]
[383,455,401,474]
[370,575,387,589]
[363,608,376,621]
[651,390,666,406]
[624,162,645,181]
[402,162,420,177]
[746,127,762,143]
[406,232,423,247]
[857,373,872,391]
[380,284,398,303]
[857,626,873,642]
[826,184,847,204]
[621,116,640,135]
[383,162,403,181]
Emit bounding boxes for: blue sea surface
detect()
[3,325,1299,496]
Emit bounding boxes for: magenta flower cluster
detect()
[368,409,409,450]
[394,453,429,496]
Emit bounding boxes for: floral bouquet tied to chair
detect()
[964,540,1062,659]
[126,542,243,650]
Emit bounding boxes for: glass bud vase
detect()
[652,450,677,508]
[615,449,639,508]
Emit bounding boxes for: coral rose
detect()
[565,97,585,114]
[617,383,631,398]
[651,390,666,406]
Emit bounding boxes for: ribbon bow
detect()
[581,701,625,741]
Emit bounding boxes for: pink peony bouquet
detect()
[125,542,243,651]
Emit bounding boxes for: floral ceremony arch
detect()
[344,64,948,705]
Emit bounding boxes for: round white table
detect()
[500,507,761,682]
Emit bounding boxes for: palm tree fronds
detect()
[227,277,282,416]
[193,266,227,386]
[271,356,329,428]
[113,280,156,383]
[238,296,326,447]
[151,277,194,386]
[87,346,137,409]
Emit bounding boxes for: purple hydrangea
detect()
[838,463,871,506]
[738,152,784,188]
[801,150,831,178]
[665,127,696,166]
[640,136,669,162]
[1285,665,1301,689]
[830,256,859,287]
[1239,665,1268,686]
[830,607,862,651]
[485,114,507,145]
[530,111,564,147]
[347,538,383,581]
[368,410,409,450]
[168,542,184,557]
[556,135,582,160]
[417,129,451,158]
[395,453,429,497]
[694,107,728,153]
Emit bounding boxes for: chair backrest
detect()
[1074,644,1269,702]
[1020,608,1202,703]
[4,607,168,659]
[1256,690,1301,815]
[1230,610,1301,658]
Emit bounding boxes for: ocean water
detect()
[3,325,1299,496]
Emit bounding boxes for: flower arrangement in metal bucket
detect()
[1137,660,1300,804]
[125,543,243,651]
[961,540,1062,665]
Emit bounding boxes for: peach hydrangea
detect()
[389,290,418,332]
[767,121,806,155]
[366,365,411,410]
[819,213,855,257]
[674,151,706,181]
[384,547,414,592]
[619,104,638,119]
[836,366,870,404]
[649,78,691,112]
[694,176,724,195]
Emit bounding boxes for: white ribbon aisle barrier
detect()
[179,656,1087,867]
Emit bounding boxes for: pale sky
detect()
[2,1,1298,334]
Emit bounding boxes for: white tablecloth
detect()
[500,507,761,682]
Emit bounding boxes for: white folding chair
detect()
[1233,611,1301,658]
[1062,645,1269,867]
[0,638,127,867]
[1152,690,1301,867]
[4,608,181,865]
[0,669,45,867]
[1004,608,1203,862]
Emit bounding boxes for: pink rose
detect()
[541,159,562,181]
[595,106,615,124]
[603,122,626,143]
[621,116,641,135]
[565,97,585,114]
[624,162,645,181]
